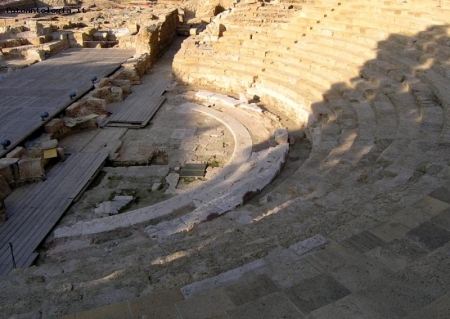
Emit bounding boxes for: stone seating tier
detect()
[172,0,450,251]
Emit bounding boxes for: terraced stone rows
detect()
[5,0,450,317]
[173,0,450,235]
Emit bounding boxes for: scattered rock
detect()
[151,182,162,191]
[94,196,133,215]
[274,128,289,145]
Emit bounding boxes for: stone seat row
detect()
[179,2,450,160]
[175,77,440,248]
[187,30,450,125]
[334,8,446,28]
[174,0,450,215]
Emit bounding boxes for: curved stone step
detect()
[53,103,254,238]
[145,143,289,239]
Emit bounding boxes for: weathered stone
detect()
[110,86,123,101]
[66,98,108,117]
[6,146,26,159]
[40,139,58,150]
[45,118,64,134]
[239,92,248,103]
[94,78,110,89]
[165,173,180,194]
[26,49,44,61]
[110,79,132,93]
[151,182,162,191]
[274,128,289,145]
[56,147,66,161]
[18,158,44,180]
[0,158,19,183]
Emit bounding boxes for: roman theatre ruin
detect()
[1,0,450,318]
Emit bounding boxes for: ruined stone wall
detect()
[119,8,178,62]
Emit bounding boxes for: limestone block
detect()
[64,114,98,129]
[165,173,180,194]
[94,78,110,89]
[111,69,141,85]
[239,92,248,103]
[274,128,288,145]
[190,28,199,36]
[40,139,58,150]
[151,182,162,191]
[126,22,139,35]
[90,87,114,103]
[0,175,11,201]
[27,21,44,35]
[93,32,108,41]
[0,158,19,183]
[52,32,68,41]
[86,97,108,113]
[110,79,132,93]
[65,102,82,117]
[57,147,66,161]
[72,31,91,46]
[6,146,26,159]
[45,118,64,133]
[110,86,123,101]
[239,103,262,112]
[66,98,108,117]
[26,36,44,46]
[18,158,44,180]
[26,49,45,62]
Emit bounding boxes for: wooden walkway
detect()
[106,79,168,128]
[0,48,134,158]
[0,152,108,275]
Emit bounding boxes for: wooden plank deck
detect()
[0,48,134,157]
[0,152,108,275]
[106,79,168,128]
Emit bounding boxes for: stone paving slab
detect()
[428,187,450,204]
[175,289,235,319]
[308,293,391,319]
[226,292,304,319]
[430,208,450,231]
[224,274,280,306]
[405,292,450,319]
[285,274,351,314]
[368,221,411,243]
[352,269,445,317]
[406,221,450,251]
[341,230,386,254]
[365,237,428,271]
[62,288,183,319]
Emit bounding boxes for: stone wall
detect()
[119,8,178,62]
